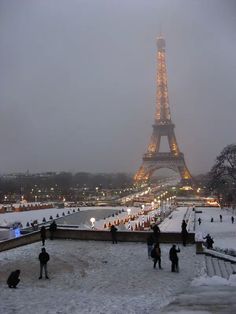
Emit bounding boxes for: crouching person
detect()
[7,269,21,288]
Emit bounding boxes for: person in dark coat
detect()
[204,234,214,249]
[198,217,202,225]
[40,226,46,246]
[152,223,161,242]
[169,245,180,272]
[181,220,188,246]
[38,248,50,279]
[231,216,235,224]
[147,234,154,259]
[151,243,162,269]
[49,220,57,240]
[110,225,118,244]
[7,269,20,288]
[220,214,223,222]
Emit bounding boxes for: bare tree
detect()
[208,144,236,206]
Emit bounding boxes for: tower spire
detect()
[134,37,191,183]
[156,35,171,123]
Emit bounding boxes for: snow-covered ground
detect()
[0,206,236,313]
[0,240,204,314]
[0,206,119,228]
[194,206,236,251]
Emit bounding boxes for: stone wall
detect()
[0,229,195,252]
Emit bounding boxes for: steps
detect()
[205,255,236,279]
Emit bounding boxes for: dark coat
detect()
[49,221,57,232]
[204,235,214,249]
[152,224,160,235]
[181,220,187,232]
[151,245,161,258]
[7,270,20,287]
[169,246,180,262]
[39,251,50,264]
[40,226,46,238]
[110,225,117,234]
[147,235,154,246]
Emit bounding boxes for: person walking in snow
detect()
[40,226,46,246]
[220,214,222,222]
[204,234,214,249]
[110,225,118,244]
[7,270,20,288]
[231,216,234,224]
[181,220,188,246]
[169,245,180,272]
[151,243,162,269]
[38,248,50,279]
[198,217,201,225]
[152,223,161,242]
[49,220,57,240]
[147,234,154,259]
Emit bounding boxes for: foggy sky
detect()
[0,0,236,175]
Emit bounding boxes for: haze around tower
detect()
[0,0,236,175]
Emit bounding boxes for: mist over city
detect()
[0,0,236,175]
[2,2,236,313]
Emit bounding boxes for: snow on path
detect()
[0,240,204,314]
[159,207,187,232]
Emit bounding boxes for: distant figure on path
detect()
[169,245,180,272]
[220,214,223,222]
[40,226,46,246]
[198,217,201,225]
[38,248,50,279]
[151,243,162,269]
[110,225,118,244]
[49,220,57,240]
[211,217,214,223]
[147,234,154,259]
[181,220,188,246]
[204,234,214,249]
[152,223,161,242]
[231,216,234,224]
[7,270,20,288]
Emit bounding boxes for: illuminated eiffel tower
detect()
[134,36,191,183]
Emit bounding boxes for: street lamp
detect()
[127,208,131,216]
[90,217,95,229]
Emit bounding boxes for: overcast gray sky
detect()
[0,0,236,175]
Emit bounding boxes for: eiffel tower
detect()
[134,36,191,183]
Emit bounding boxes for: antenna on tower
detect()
[159,24,162,36]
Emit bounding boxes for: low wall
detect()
[0,230,41,252]
[0,229,195,252]
[54,229,195,243]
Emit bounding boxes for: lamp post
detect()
[127,208,131,217]
[127,208,131,230]
[90,217,95,229]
